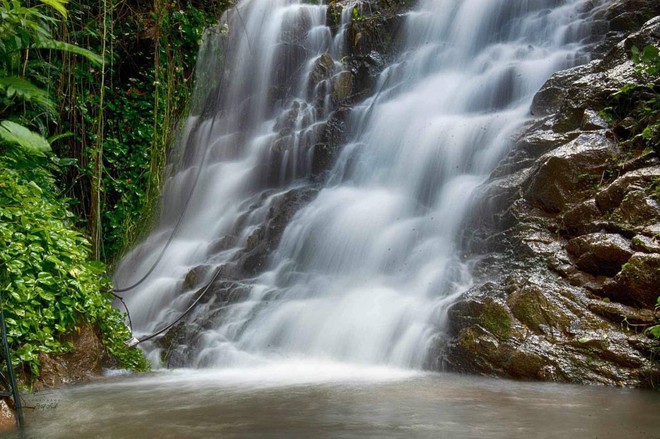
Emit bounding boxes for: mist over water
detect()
[114,0,601,370]
[17,371,660,439]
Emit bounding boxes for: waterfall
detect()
[115,0,600,369]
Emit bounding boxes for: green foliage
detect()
[34,0,232,262]
[0,0,105,162]
[0,120,51,154]
[648,324,660,338]
[645,297,660,339]
[631,44,660,77]
[0,1,55,158]
[601,45,660,341]
[0,0,55,59]
[0,0,231,380]
[100,79,154,258]
[0,77,56,116]
[33,39,103,65]
[601,45,659,157]
[89,0,231,262]
[0,155,148,379]
[0,0,149,380]
[38,0,68,18]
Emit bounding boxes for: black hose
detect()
[0,303,24,428]
[113,113,220,293]
[128,266,228,346]
[112,171,198,294]
[112,292,134,333]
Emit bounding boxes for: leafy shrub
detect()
[0,152,148,379]
[601,45,659,157]
[601,46,660,340]
[646,297,660,339]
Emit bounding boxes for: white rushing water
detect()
[115,0,600,370]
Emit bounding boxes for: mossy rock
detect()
[524,132,618,213]
[332,71,353,103]
[631,235,660,253]
[508,351,547,379]
[566,233,633,276]
[609,189,660,229]
[183,264,213,290]
[604,252,660,308]
[507,285,573,334]
[157,322,187,365]
[457,327,479,352]
[479,299,514,339]
[456,326,505,368]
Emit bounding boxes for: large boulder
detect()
[603,253,660,308]
[562,200,605,235]
[523,132,618,213]
[566,233,634,276]
[443,274,658,386]
[236,187,319,275]
[596,166,660,212]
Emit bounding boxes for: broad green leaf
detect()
[641,45,659,63]
[0,120,51,154]
[647,325,660,339]
[38,0,67,17]
[32,40,103,65]
[0,77,56,116]
[48,131,73,144]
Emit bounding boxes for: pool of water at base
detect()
[5,362,660,439]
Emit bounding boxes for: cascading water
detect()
[115,0,600,370]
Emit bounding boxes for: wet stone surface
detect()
[443,6,660,388]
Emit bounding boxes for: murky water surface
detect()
[8,364,660,439]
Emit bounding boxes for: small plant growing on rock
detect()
[646,297,660,339]
[601,45,659,157]
[631,45,660,77]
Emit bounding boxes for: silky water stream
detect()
[11,1,660,437]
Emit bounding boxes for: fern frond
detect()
[0,120,51,155]
[32,40,103,66]
[38,0,68,18]
[0,77,56,116]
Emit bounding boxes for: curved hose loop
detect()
[126,266,229,347]
[113,115,221,294]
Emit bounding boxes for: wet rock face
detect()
[444,5,660,388]
[444,272,659,386]
[156,0,417,369]
[34,323,109,390]
[159,186,320,367]
[332,0,409,96]
[523,132,618,212]
[237,186,319,275]
[603,253,660,308]
[566,233,633,276]
[266,0,410,186]
[596,166,660,215]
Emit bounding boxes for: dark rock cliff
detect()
[442,4,660,387]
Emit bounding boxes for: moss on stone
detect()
[479,299,513,339]
[458,327,479,351]
[509,291,547,333]
[508,351,546,378]
[508,285,577,334]
[604,252,660,307]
